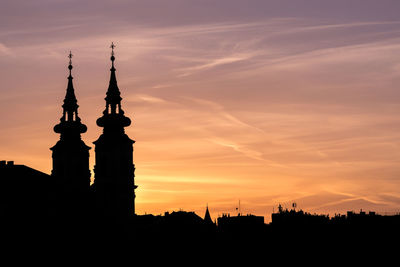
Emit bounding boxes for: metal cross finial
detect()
[110,42,116,56]
[68,51,73,65]
[67,51,73,75]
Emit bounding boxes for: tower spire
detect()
[63,51,79,122]
[51,51,91,215]
[204,205,213,224]
[92,43,136,216]
[54,51,87,137]
[105,42,122,115]
[96,42,130,131]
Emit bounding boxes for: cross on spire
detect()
[97,41,131,129]
[110,42,116,57]
[110,42,116,70]
[53,50,87,137]
[68,51,73,76]
[68,51,73,64]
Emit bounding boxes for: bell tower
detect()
[50,52,91,214]
[92,43,137,216]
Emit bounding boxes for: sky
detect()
[1,0,400,222]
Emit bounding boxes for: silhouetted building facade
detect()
[50,53,91,214]
[271,204,329,226]
[0,161,54,217]
[217,213,265,234]
[92,44,137,216]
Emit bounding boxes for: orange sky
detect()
[1,1,400,222]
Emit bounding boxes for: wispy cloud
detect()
[177,54,251,77]
[125,94,167,104]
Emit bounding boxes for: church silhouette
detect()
[1,44,400,251]
[49,44,138,218]
[0,44,220,246]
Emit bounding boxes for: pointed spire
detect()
[204,205,213,224]
[63,51,78,118]
[104,42,122,115]
[54,51,87,136]
[96,43,131,130]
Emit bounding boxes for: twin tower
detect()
[50,44,137,216]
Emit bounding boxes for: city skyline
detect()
[1,1,400,221]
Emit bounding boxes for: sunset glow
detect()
[1,1,400,221]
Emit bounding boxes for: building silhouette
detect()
[91,43,137,216]
[0,161,54,217]
[217,213,264,233]
[271,203,329,226]
[1,44,400,251]
[50,52,91,215]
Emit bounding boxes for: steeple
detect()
[64,52,78,114]
[204,205,213,224]
[92,42,137,216]
[54,51,87,138]
[96,42,131,132]
[51,51,91,215]
[105,42,121,114]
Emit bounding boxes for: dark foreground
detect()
[2,212,399,256]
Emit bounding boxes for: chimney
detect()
[0,160,6,167]
[7,161,14,166]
